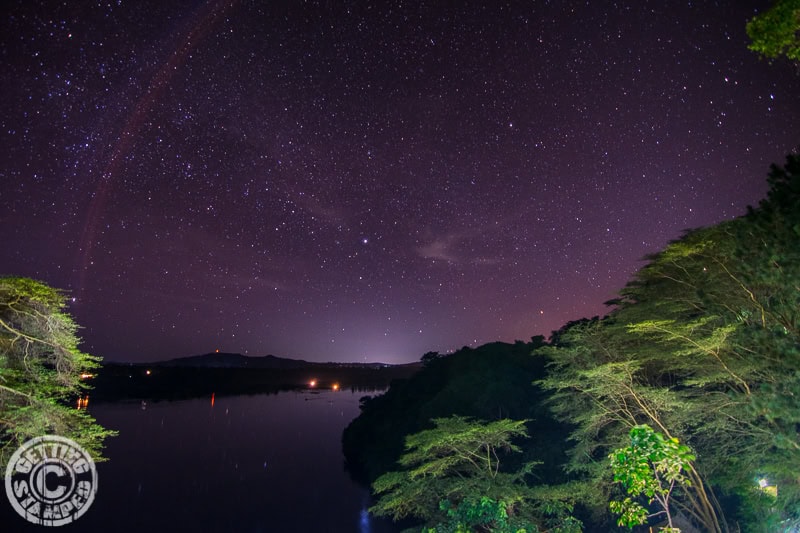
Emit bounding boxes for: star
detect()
[0,0,798,363]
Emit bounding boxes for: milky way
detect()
[1,1,798,363]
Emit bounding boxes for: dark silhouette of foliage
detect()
[421,351,443,366]
[343,339,586,531]
[342,339,567,486]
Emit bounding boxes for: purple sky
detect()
[1,0,798,364]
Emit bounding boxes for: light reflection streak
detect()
[76,395,90,410]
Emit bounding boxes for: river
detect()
[0,390,400,533]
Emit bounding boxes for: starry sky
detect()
[1,1,798,364]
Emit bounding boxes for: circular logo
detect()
[5,436,98,526]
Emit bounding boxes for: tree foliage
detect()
[343,340,562,486]
[370,416,534,524]
[429,496,527,533]
[746,0,800,62]
[370,415,584,532]
[0,277,116,471]
[537,153,800,531]
[609,425,695,531]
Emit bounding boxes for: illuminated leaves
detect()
[400,416,529,481]
[0,277,116,471]
[609,425,694,530]
[370,416,534,525]
[539,155,800,530]
[746,0,800,61]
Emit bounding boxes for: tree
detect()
[537,154,800,531]
[370,416,539,530]
[426,497,539,533]
[421,351,442,365]
[618,155,800,528]
[746,0,800,62]
[609,425,695,532]
[0,277,115,471]
[537,317,724,533]
[343,340,555,486]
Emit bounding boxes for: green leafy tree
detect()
[370,416,538,529]
[537,154,800,532]
[537,318,724,532]
[0,277,116,471]
[746,0,800,62]
[425,496,541,533]
[609,425,695,532]
[619,155,800,528]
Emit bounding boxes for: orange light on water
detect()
[211,392,215,407]
[76,396,89,410]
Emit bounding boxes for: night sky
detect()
[1,1,798,364]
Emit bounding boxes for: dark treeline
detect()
[342,340,570,486]
[343,154,800,532]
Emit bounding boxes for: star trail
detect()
[1,0,798,363]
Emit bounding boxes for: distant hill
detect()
[152,351,402,369]
[157,352,309,369]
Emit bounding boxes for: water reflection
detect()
[1,390,399,533]
[76,395,90,410]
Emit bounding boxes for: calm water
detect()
[1,390,400,533]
